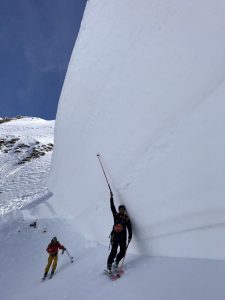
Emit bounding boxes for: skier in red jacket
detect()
[42,237,65,280]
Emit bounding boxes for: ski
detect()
[104,269,124,280]
[41,273,54,282]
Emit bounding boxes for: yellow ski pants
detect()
[44,254,58,274]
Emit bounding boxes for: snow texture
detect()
[1,212,225,300]
[0,117,54,214]
[49,0,225,259]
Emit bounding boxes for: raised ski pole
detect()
[96,154,112,194]
[65,249,74,263]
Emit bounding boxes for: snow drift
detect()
[49,0,225,259]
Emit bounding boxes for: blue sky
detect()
[0,0,87,120]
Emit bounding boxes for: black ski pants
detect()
[107,238,126,267]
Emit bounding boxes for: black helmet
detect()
[118,205,126,210]
[52,236,57,242]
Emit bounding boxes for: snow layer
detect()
[49,0,225,259]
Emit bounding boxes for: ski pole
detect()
[119,240,130,274]
[65,249,74,263]
[96,153,112,194]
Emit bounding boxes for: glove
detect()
[62,248,66,254]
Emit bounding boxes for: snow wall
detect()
[49,0,225,259]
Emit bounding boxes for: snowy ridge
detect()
[0,117,54,214]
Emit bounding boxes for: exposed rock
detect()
[0,137,20,151]
[0,134,53,165]
[0,116,24,124]
[17,142,54,164]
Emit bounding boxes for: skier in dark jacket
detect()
[42,237,65,280]
[107,191,132,272]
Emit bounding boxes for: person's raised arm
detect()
[110,191,117,218]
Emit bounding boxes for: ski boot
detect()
[107,264,112,275]
[42,272,48,281]
[114,261,119,269]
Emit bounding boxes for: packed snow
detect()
[1,209,225,300]
[50,0,225,259]
[1,0,225,299]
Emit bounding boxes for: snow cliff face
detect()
[49,0,225,259]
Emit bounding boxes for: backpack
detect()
[109,213,129,245]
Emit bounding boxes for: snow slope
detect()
[0,117,54,214]
[49,0,225,259]
[1,211,225,300]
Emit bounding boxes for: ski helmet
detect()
[118,204,126,211]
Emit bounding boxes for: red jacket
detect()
[46,241,64,255]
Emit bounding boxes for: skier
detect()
[42,236,65,280]
[107,191,132,273]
